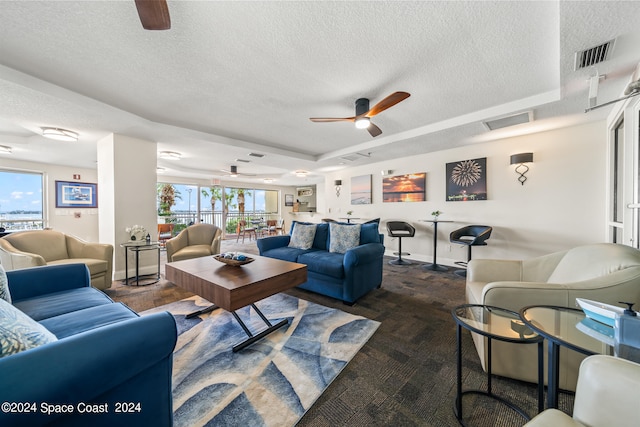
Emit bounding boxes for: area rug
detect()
[142,293,380,427]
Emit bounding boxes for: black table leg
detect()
[424,221,448,271]
[547,342,560,409]
[232,303,289,352]
[538,340,544,413]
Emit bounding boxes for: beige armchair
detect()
[466,243,640,390]
[524,355,640,426]
[0,230,114,290]
[166,223,222,262]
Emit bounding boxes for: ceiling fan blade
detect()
[135,0,171,30]
[367,123,383,137]
[365,92,411,117]
[309,117,355,123]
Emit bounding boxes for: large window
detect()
[0,169,45,230]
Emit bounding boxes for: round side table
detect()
[451,304,544,426]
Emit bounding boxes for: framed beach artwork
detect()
[351,174,372,204]
[285,194,294,207]
[446,157,487,202]
[55,181,98,208]
[382,173,426,203]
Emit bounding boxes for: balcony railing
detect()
[160,210,281,239]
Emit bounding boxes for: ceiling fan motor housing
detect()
[355,98,370,116]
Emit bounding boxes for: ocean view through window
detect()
[0,170,45,231]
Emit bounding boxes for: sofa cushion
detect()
[171,245,212,262]
[47,258,108,277]
[360,222,381,244]
[289,223,317,249]
[40,303,139,339]
[297,251,345,280]
[13,287,114,321]
[261,246,318,263]
[547,244,640,283]
[0,264,10,303]
[0,298,58,357]
[329,223,361,254]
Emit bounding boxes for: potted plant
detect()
[431,210,443,220]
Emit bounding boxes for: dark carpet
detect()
[107,239,574,426]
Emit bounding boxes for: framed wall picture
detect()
[285,194,294,206]
[446,157,487,201]
[55,181,98,208]
[383,172,426,202]
[351,174,372,204]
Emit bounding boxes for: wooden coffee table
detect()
[165,253,307,351]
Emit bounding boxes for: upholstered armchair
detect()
[166,223,222,262]
[466,243,640,390]
[0,230,113,290]
[524,355,640,426]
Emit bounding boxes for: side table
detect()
[421,219,453,272]
[452,304,544,425]
[121,241,161,286]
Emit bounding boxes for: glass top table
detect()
[452,304,544,423]
[519,305,612,410]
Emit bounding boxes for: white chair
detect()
[524,355,640,426]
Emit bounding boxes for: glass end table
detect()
[452,304,544,425]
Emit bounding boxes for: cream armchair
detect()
[466,243,640,390]
[0,230,113,290]
[166,223,222,262]
[524,355,640,426]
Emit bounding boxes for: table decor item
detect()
[126,225,147,242]
[576,298,626,327]
[213,253,255,266]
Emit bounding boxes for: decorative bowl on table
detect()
[213,254,255,266]
[576,298,625,327]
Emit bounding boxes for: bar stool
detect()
[449,225,492,277]
[386,221,415,265]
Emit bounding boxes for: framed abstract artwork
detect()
[55,181,98,208]
[383,173,426,203]
[351,174,372,204]
[446,157,487,201]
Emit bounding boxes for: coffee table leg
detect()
[232,303,289,352]
[185,305,219,319]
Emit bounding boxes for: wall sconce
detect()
[334,180,342,197]
[510,152,534,185]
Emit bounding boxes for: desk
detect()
[519,306,613,410]
[121,242,161,286]
[452,304,543,424]
[421,220,453,272]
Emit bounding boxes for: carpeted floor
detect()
[107,239,574,426]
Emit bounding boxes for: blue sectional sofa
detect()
[0,263,177,427]
[257,221,385,304]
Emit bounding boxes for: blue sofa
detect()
[257,221,385,304]
[0,263,177,427]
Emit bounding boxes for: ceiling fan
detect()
[220,166,256,177]
[135,0,171,30]
[310,91,411,137]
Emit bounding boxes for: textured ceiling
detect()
[0,1,639,183]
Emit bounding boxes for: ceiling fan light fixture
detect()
[159,151,181,160]
[355,117,370,129]
[42,127,78,142]
[0,145,12,154]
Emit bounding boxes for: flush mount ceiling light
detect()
[0,145,12,154]
[156,167,166,173]
[295,170,308,177]
[41,127,78,142]
[158,151,181,160]
[263,178,273,184]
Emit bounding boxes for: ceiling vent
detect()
[248,152,264,158]
[235,158,250,163]
[339,154,360,162]
[574,39,615,70]
[482,111,533,131]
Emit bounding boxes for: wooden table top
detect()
[165,254,307,312]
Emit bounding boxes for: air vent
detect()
[235,158,250,163]
[482,111,533,131]
[248,152,264,158]
[339,155,360,162]
[574,39,615,70]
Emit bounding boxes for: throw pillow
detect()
[0,264,10,303]
[289,223,317,250]
[329,223,361,254]
[0,298,57,358]
[359,223,381,245]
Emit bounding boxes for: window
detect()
[0,169,45,230]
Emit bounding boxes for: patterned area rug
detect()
[142,293,380,427]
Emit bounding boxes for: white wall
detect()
[322,121,608,264]
[1,158,99,241]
